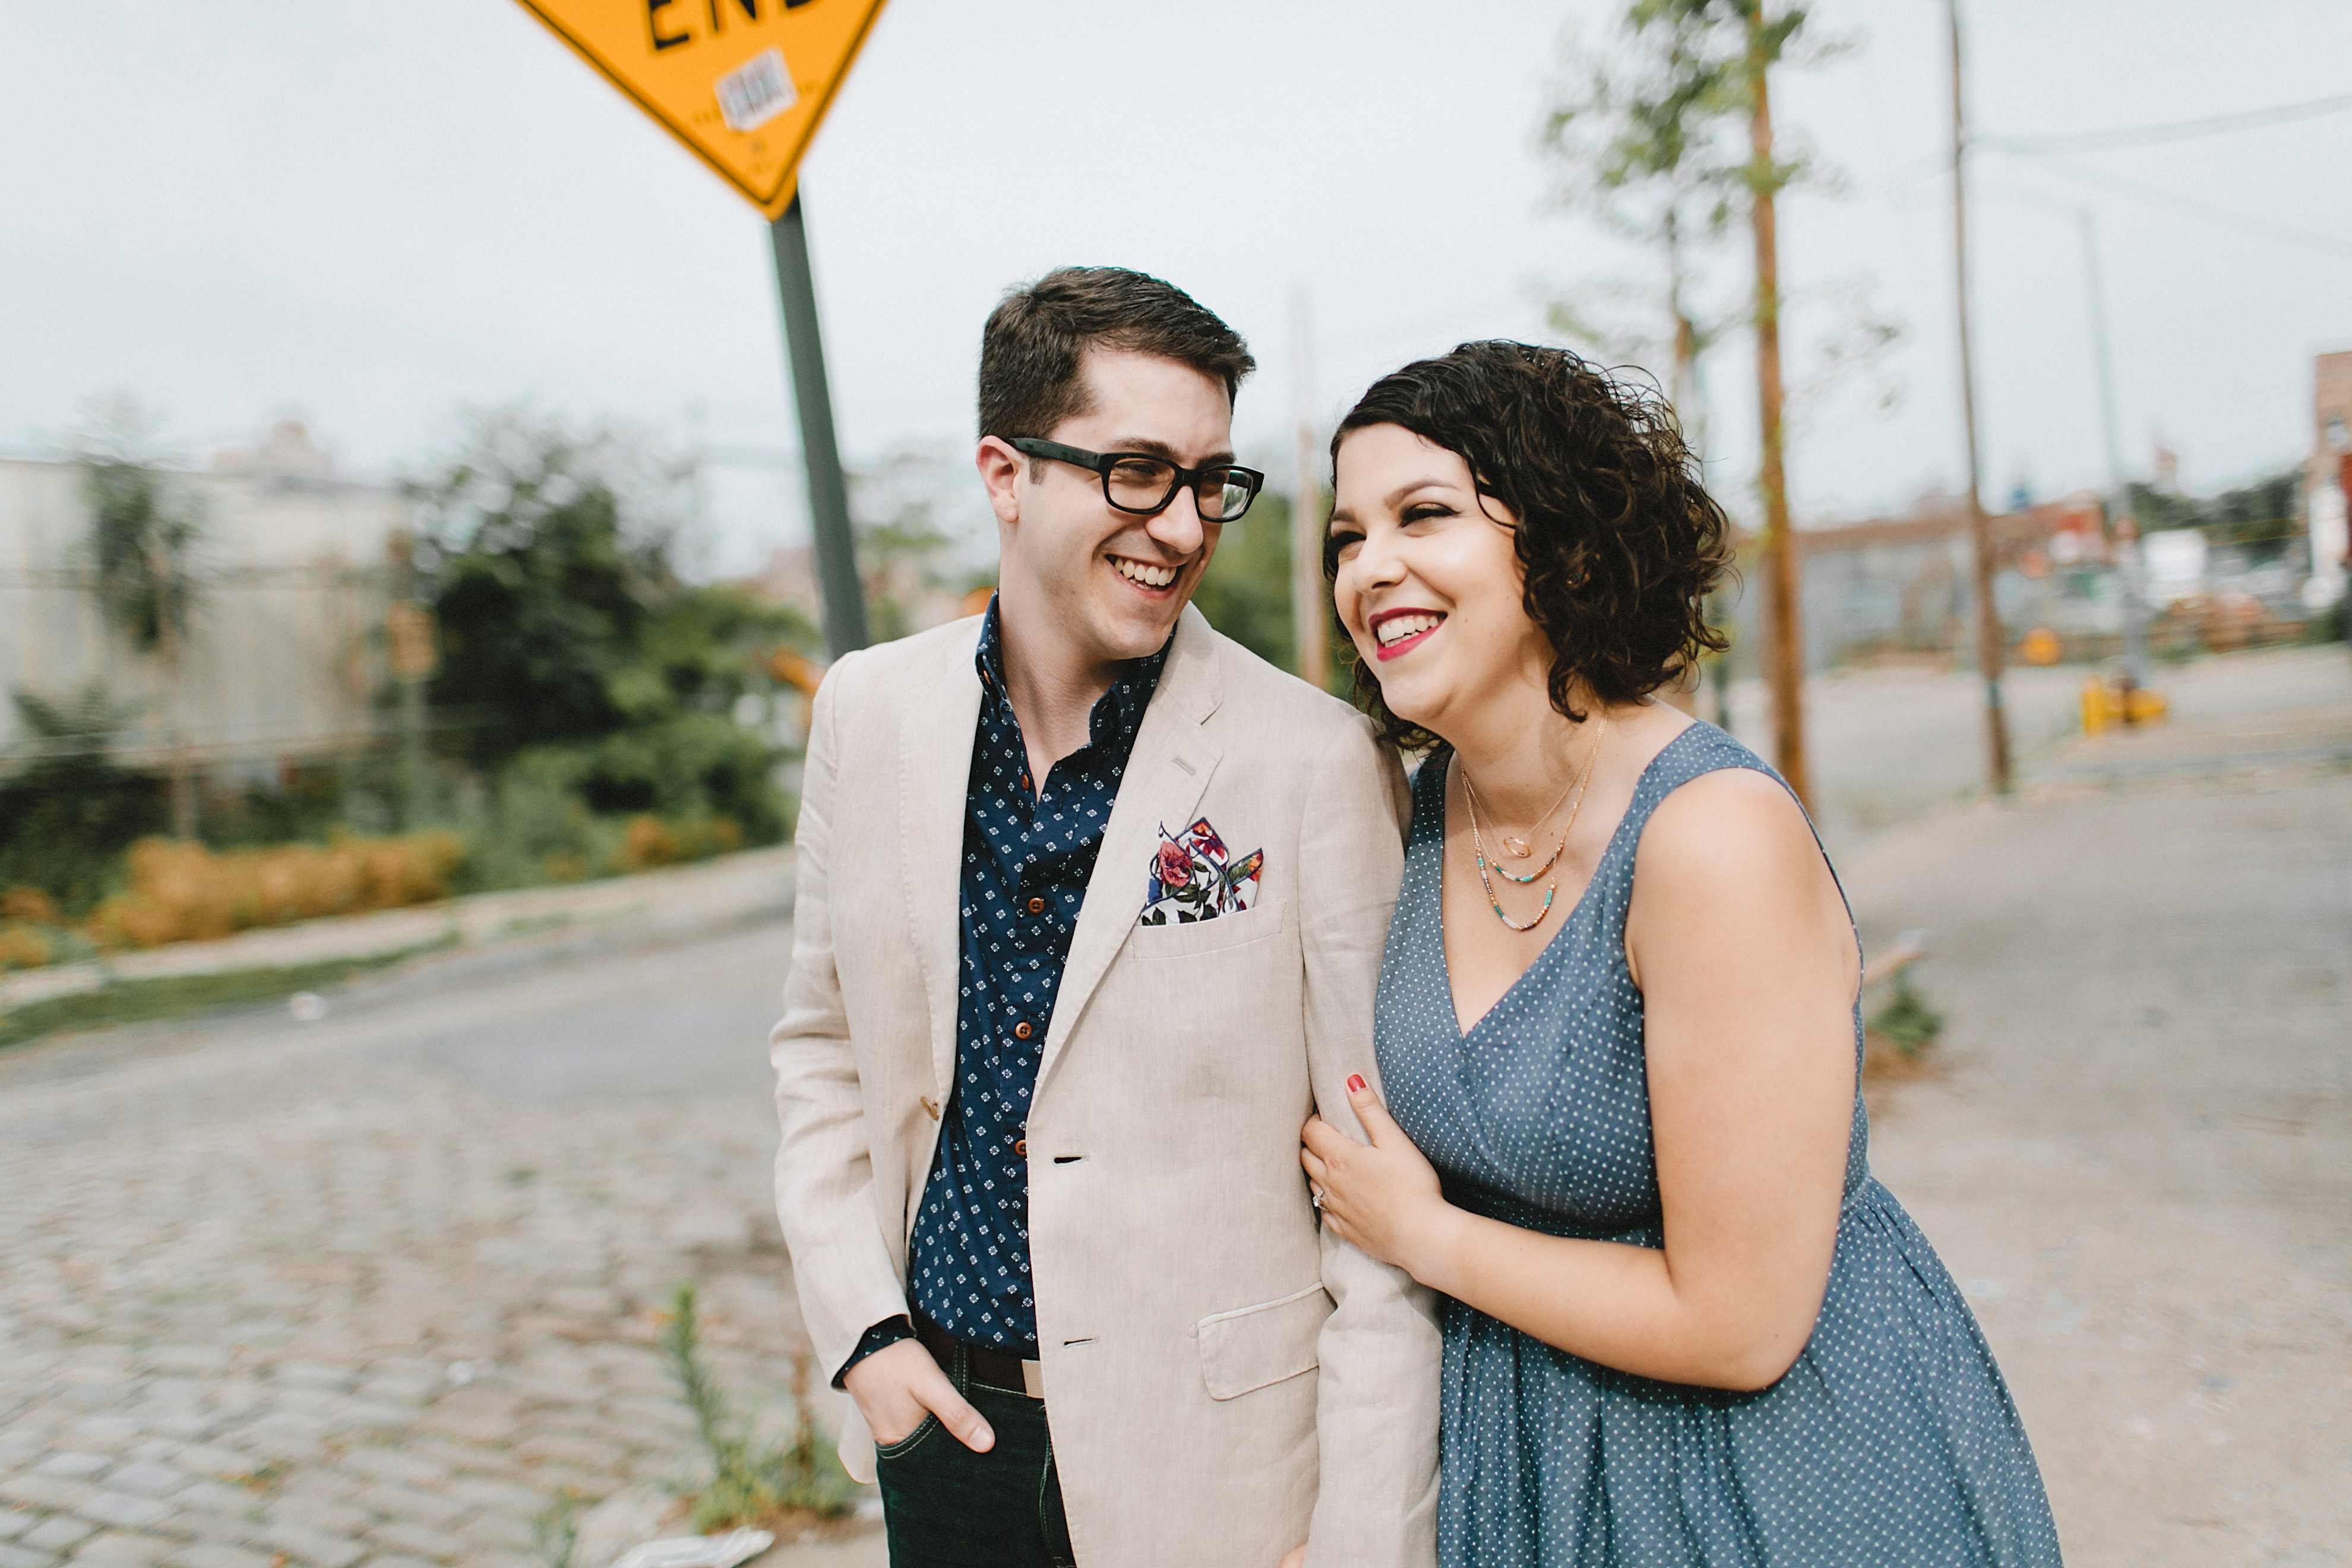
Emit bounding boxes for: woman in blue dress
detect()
[1300,342,2062,1566]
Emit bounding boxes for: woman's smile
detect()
[1371,607,1447,662]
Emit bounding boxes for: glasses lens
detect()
[1105,457,1175,513]
[1204,471,1254,522]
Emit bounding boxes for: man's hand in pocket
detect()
[843,1338,995,1452]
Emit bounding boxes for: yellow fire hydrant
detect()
[2080,674,2168,735]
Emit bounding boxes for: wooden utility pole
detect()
[1946,0,2013,792]
[1289,287,1329,691]
[1745,5,1810,807]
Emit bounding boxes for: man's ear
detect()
[975,437,1024,526]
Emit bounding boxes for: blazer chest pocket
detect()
[1196,1282,1329,1400]
[1130,898,1291,962]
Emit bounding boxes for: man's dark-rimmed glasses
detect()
[1010,438,1265,524]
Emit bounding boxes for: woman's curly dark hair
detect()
[1327,340,1733,751]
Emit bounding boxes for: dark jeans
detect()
[873,1336,1074,1568]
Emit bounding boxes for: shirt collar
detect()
[975,594,1172,749]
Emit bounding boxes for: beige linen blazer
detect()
[770,605,1440,1568]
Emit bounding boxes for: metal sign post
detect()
[769,194,867,656]
[513,0,890,658]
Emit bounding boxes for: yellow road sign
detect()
[516,0,887,219]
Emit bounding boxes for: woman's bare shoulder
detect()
[1633,761,1823,906]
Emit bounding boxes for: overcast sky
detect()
[6,0,2348,576]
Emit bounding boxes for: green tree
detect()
[416,415,674,772]
[2128,467,2303,557]
[0,684,167,913]
[412,412,809,874]
[78,401,205,838]
[1191,490,1301,673]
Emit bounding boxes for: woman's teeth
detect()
[1377,613,1443,647]
[1113,557,1177,589]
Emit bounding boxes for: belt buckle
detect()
[1020,1359,1045,1399]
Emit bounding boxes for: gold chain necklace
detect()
[1462,718,1604,886]
[1487,763,1581,861]
[1460,717,1608,930]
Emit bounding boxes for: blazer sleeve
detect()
[1297,716,1443,1568]
[770,656,914,1379]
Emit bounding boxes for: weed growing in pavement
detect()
[534,1490,583,1568]
[660,1281,856,1532]
[1867,972,1945,1059]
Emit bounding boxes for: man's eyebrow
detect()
[1108,437,1237,466]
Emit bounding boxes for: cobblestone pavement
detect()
[2,646,2345,1567]
[0,921,877,1567]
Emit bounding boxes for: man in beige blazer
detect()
[770,267,1439,1567]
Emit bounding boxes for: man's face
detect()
[983,347,1235,668]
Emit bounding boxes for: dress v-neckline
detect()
[1436,725,1699,1039]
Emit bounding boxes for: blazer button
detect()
[920,1096,940,1120]
[1013,1021,1034,1041]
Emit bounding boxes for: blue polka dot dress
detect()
[1378,723,2063,1566]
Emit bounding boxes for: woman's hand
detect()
[1301,1074,1456,1282]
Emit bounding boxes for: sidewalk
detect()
[1844,652,2351,1567]
[0,846,796,1017]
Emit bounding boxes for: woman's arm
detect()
[1302,769,1858,1392]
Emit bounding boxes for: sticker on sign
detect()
[715,48,798,133]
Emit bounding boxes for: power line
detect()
[2000,151,2352,262]
[1977,91,2352,154]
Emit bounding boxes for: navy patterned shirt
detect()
[836,599,1168,1381]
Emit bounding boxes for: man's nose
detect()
[1146,486,1206,557]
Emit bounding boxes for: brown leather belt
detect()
[915,1314,1045,1399]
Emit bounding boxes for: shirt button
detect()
[1019,772,1033,792]
[1013,1138,1029,1159]
[1026,897,1045,915]
[1013,1021,1034,1041]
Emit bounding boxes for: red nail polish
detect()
[1347,1074,1366,1094]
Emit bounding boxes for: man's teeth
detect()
[1377,614,1443,647]
[1112,557,1178,589]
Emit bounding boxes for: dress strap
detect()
[1623,722,1864,966]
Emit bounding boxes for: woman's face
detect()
[1328,422,1550,739]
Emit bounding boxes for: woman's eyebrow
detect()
[1383,478,1451,510]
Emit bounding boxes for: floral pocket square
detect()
[1139,817,1263,926]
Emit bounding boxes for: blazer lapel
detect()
[899,619,986,1104]
[1037,607,1225,1093]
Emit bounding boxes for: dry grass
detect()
[83,832,467,951]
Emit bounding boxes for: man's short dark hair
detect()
[978,267,1256,442]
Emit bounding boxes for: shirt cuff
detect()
[833,1315,916,1389]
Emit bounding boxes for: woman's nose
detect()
[1354,525,1406,590]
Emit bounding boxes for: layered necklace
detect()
[1459,715,1608,932]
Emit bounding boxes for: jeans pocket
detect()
[874,1412,941,1462]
